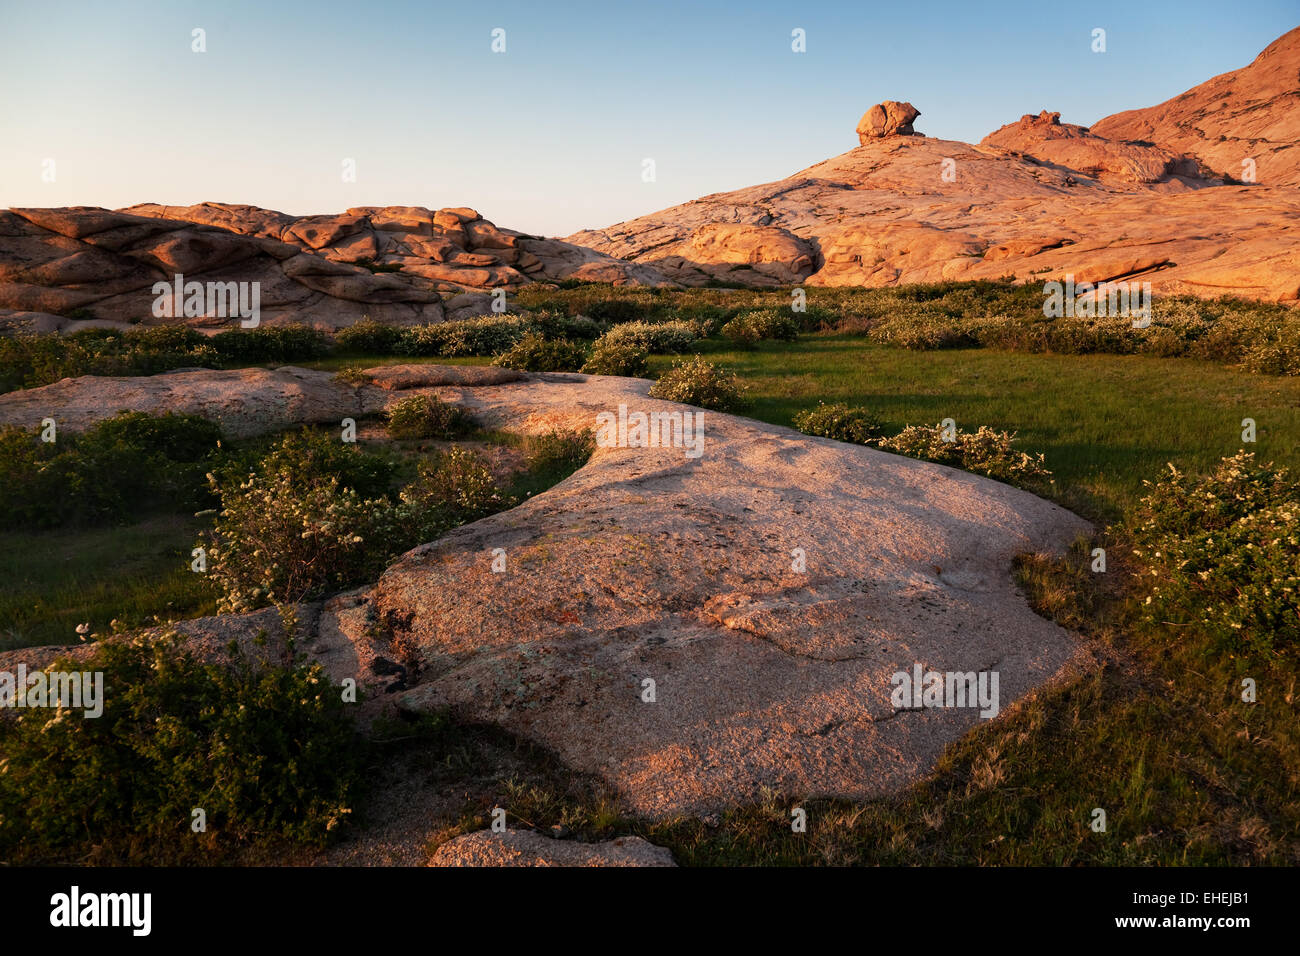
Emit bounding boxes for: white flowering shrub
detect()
[581,332,650,376]
[600,320,700,354]
[1129,452,1299,654]
[877,423,1051,489]
[204,471,409,613]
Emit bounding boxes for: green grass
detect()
[658,334,1300,524]
[0,515,215,650]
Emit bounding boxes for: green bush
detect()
[0,412,224,531]
[491,332,588,372]
[1128,452,1299,656]
[877,423,1052,489]
[385,394,474,440]
[204,471,411,613]
[398,315,533,357]
[0,631,360,863]
[648,355,746,411]
[581,332,650,377]
[334,318,403,354]
[210,324,329,364]
[524,428,596,476]
[793,402,882,444]
[0,328,222,392]
[530,311,607,341]
[600,320,700,354]
[722,309,800,347]
[213,428,399,500]
[204,435,505,612]
[399,447,512,527]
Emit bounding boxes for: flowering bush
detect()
[204,471,410,612]
[721,309,799,347]
[600,320,700,354]
[792,402,882,444]
[204,438,506,612]
[648,355,746,411]
[1128,452,1299,655]
[491,332,588,372]
[877,423,1052,489]
[397,315,533,356]
[399,447,511,527]
[385,393,473,440]
[580,332,650,377]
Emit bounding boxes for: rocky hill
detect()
[1091,26,1300,187]
[565,28,1300,302]
[0,204,667,334]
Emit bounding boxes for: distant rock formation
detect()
[0,204,671,334]
[1091,25,1300,186]
[979,109,1208,184]
[857,100,921,141]
[565,28,1300,302]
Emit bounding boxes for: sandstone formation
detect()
[566,29,1300,300]
[428,829,676,867]
[0,204,669,335]
[1091,26,1300,187]
[979,109,1206,184]
[126,202,670,298]
[0,364,1092,819]
[857,101,922,141]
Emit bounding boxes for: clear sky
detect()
[1,0,1295,236]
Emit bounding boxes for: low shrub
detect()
[334,318,403,354]
[722,309,800,347]
[204,433,506,612]
[0,412,223,531]
[877,423,1052,489]
[1128,452,1299,656]
[399,447,512,527]
[530,311,607,341]
[792,402,882,444]
[210,324,329,364]
[491,332,588,372]
[398,315,532,357]
[204,470,410,612]
[0,630,361,863]
[385,394,474,440]
[648,355,746,411]
[580,332,650,377]
[213,428,398,500]
[525,428,596,476]
[600,320,700,353]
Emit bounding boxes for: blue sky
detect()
[1,0,1295,235]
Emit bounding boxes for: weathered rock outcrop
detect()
[857,101,922,141]
[565,29,1300,301]
[125,203,671,297]
[0,203,671,335]
[428,829,676,867]
[566,122,1299,300]
[980,109,1206,184]
[0,207,446,332]
[1091,26,1300,187]
[0,366,1092,820]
